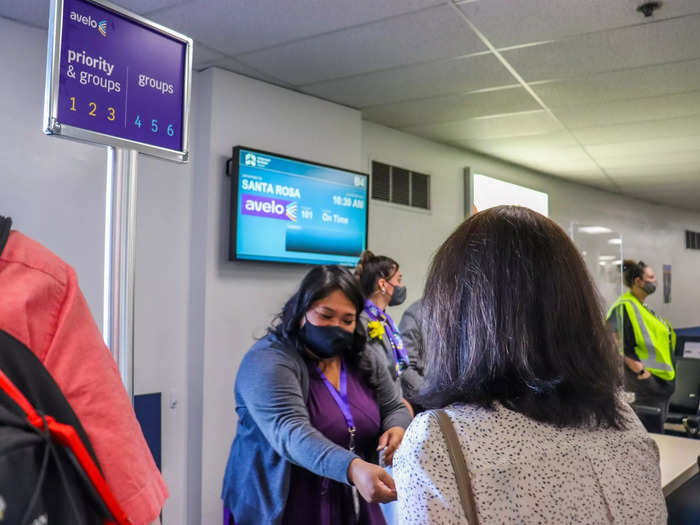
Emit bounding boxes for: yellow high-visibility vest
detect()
[607,292,675,381]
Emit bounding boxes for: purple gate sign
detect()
[44,0,192,162]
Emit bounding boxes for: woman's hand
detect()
[347,458,397,503]
[637,369,652,380]
[377,426,405,467]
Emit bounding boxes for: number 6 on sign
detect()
[167,124,174,137]
[151,119,158,133]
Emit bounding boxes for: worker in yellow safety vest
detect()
[607,260,676,418]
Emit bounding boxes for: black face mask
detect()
[299,318,355,359]
[388,284,407,307]
[642,281,657,295]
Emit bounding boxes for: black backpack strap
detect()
[0,215,12,257]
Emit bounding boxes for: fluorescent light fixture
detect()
[608,238,622,245]
[578,226,613,234]
[612,260,622,265]
[599,261,608,266]
[598,255,616,261]
[581,251,587,257]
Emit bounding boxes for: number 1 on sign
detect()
[69,97,77,111]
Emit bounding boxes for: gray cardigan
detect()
[221,332,411,525]
[397,299,426,405]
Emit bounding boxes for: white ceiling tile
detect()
[110,0,190,14]
[361,87,539,128]
[204,61,291,87]
[597,150,700,169]
[404,110,564,142]
[572,115,700,146]
[457,131,580,155]
[587,136,700,160]
[532,59,700,107]
[0,0,189,29]
[503,15,700,81]
[0,1,50,28]
[192,42,226,69]
[620,181,700,211]
[151,0,442,56]
[607,165,700,182]
[459,0,700,48]
[553,90,700,128]
[236,5,486,85]
[300,54,512,108]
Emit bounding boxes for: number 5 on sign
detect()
[151,119,158,133]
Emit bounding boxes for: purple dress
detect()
[281,363,387,525]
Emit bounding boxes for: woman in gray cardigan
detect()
[222,266,411,525]
[355,250,414,417]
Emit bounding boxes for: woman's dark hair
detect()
[622,259,647,288]
[418,205,625,429]
[354,250,399,297]
[269,265,374,383]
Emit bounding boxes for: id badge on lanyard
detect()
[317,360,361,520]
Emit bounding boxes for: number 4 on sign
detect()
[134,115,142,128]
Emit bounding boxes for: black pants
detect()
[625,368,675,425]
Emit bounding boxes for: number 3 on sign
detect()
[107,107,115,121]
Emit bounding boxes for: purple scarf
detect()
[364,299,409,375]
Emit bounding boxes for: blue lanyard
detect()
[316,359,356,451]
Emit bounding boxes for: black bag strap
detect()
[0,215,12,258]
[428,409,479,524]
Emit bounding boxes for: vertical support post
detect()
[104,147,138,399]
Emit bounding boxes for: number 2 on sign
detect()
[88,102,97,117]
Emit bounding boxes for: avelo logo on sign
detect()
[69,10,109,36]
[241,194,297,222]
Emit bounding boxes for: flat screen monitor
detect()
[229,147,369,266]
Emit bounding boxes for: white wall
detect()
[189,67,364,524]
[0,16,192,525]
[363,121,700,327]
[0,17,106,321]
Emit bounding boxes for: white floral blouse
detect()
[394,401,666,524]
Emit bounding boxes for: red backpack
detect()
[0,215,130,524]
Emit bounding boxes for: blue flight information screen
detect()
[230,147,368,266]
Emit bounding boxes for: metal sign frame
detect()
[43,0,193,162]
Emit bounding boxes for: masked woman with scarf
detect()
[354,251,413,417]
[607,260,676,421]
[221,265,410,525]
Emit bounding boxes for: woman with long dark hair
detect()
[221,265,410,525]
[394,206,665,524]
